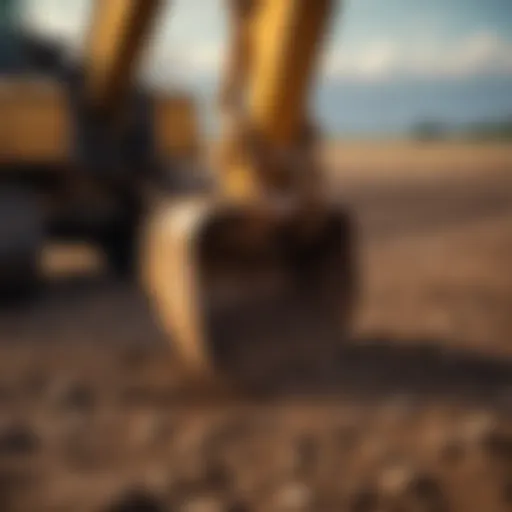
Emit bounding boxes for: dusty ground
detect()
[1,142,512,511]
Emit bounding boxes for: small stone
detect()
[289,435,319,477]
[460,413,498,448]
[426,424,465,466]
[348,487,379,512]
[22,370,49,398]
[49,380,96,413]
[503,480,512,504]
[120,385,154,407]
[175,454,232,495]
[273,482,314,511]
[438,437,465,466]
[128,413,172,449]
[380,395,417,426]
[105,489,166,512]
[457,413,512,462]
[119,347,153,371]
[180,496,224,512]
[379,465,446,512]
[482,431,512,462]
[409,475,445,505]
[358,438,389,463]
[225,500,250,512]
[334,423,359,453]
[379,465,416,496]
[202,459,232,492]
[379,465,433,497]
[171,458,206,494]
[0,467,35,510]
[499,387,512,410]
[207,417,252,448]
[0,422,40,456]
[0,386,14,407]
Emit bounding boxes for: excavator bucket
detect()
[143,0,356,387]
[143,198,356,386]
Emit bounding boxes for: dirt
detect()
[1,143,512,511]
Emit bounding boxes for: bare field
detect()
[325,140,512,182]
[1,142,512,511]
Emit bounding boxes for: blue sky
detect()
[20,0,512,135]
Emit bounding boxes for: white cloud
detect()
[182,42,225,78]
[159,30,512,86]
[22,0,90,43]
[324,31,512,81]
[145,40,225,89]
[450,33,512,76]
[18,1,512,86]
[324,41,401,80]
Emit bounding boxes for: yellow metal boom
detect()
[220,0,335,199]
[144,0,355,385]
[249,0,333,146]
[85,0,162,116]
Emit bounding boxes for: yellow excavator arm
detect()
[0,0,355,386]
[85,0,162,117]
[218,0,334,199]
[84,0,198,159]
[145,0,356,385]
[248,0,332,146]
[0,0,166,164]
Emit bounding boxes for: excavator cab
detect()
[144,0,356,385]
[0,0,200,296]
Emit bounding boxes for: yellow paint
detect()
[85,0,161,115]
[221,0,335,199]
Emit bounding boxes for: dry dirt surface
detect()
[1,142,512,511]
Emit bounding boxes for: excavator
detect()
[0,0,199,291]
[0,0,356,383]
[145,0,356,381]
